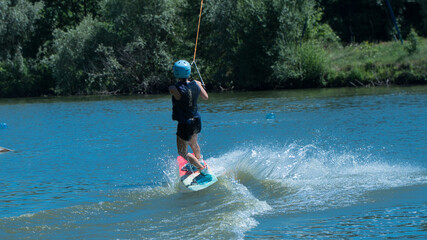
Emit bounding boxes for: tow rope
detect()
[193,0,204,63]
[191,0,205,87]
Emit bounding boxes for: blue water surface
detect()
[0,86,426,239]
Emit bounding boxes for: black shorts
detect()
[176,118,201,141]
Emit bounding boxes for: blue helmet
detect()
[173,60,191,79]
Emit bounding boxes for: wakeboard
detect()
[177,155,218,191]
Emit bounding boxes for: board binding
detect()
[177,155,218,191]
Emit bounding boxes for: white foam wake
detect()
[206,143,427,213]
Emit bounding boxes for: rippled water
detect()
[0,86,426,239]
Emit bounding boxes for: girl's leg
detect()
[188,134,202,160]
[188,134,210,176]
[177,135,203,169]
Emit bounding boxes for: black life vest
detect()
[172,80,201,123]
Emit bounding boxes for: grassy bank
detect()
[326,38,427,87]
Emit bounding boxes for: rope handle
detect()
[192,61,205,88]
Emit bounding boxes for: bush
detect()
[325,70,346,87]
[395,72,417,85]
[273,41,329,88]
[297,41,329,87]
[0,55,55,97]
[405,28,420,55]
[303,8,341,49]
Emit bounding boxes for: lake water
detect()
[0,86,426,239]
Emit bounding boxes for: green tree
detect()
[169,0,202,60]
[0,0,48,97]
[199,0,321,90]
[319,0,427,43]
[25,0,102,58]
[50,16,101,95]
[414,0,427,37]
[0,0,43,60]
[92,0,175,94]
[50,0,175,95]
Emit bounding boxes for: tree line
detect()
[1,0,426,97]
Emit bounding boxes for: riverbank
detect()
[326,38,427,87]
[1,38,426,98]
